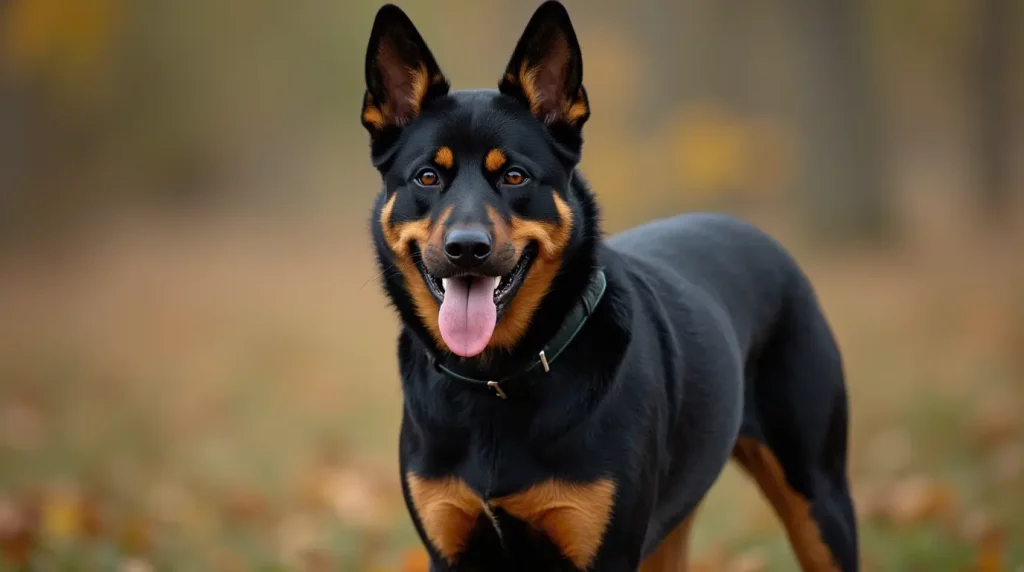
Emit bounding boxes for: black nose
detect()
[443,228,492,268]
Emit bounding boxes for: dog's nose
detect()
[443,227,492,268]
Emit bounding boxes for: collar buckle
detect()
[486,381,508,399]
[538,350,550,373]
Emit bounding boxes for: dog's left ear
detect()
[362,5,450,152]
[499,1,589,149]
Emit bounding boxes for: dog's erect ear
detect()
[362,5,449,144]
[499,1,589,138]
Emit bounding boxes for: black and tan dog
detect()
[361,2,857,570]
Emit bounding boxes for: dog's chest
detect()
[406,471,616,569]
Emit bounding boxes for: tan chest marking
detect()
[406,475,616,568]
[490,478,617,569]
[406,474,484,564]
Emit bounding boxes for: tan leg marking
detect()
[732,436,840,572]
[639,512,696,572]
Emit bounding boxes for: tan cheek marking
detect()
[491,479,616,569]
[434,146,454,169]
[732,437,840,572]
[484,149,507,172]
[488,192,573,349]
[379,196,447,346]
[406,474,484,564]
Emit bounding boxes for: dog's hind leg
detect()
[735,294,858,572]
[638,511,696,572]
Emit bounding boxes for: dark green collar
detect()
[431,269,607,399]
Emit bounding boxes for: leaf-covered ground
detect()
[1,206,1021,571]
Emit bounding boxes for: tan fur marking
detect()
[484,149,507,172]
[362,93,386,130]
[406,63,430,116]
[732,437,840,572]
[488,192,573,349]
[566,89,589,125]
[518,61,543,118]
[639,512,696,572]
[491,479,616,569]
[513,35,587,125]
[379,196,448,345]
[406,474,483,564]
[434,146,454,169]
[368,38,433,129]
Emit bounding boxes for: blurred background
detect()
[1,0,1022,569]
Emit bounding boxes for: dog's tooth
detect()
[492,276,501,293]
[441,278,449,293]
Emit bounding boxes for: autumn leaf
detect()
[399,548,430,572]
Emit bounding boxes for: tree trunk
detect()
[789,0,892,242]
[972,0,1013,219]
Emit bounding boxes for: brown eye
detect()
[415,169,440,187]
[503,169,527,186]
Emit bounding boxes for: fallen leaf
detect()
[277,513,323,568]
[988,443,1023,485]
[727,548,768,572]
[975,525,1006,572]
[119,557,154,572]
[400,547,430,572]
[884,476,957,527]
[0,495,36,565]
[41,484,83,541]
[120,515,154,555]
[864,427,913,476]
[970,390,1019,449]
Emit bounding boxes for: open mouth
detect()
[417,243,537,315]
[413,243,537,357]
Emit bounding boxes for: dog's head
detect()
[364,2,596,359]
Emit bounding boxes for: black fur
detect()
[363,2,858,570]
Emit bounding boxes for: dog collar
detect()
[431,269,607,399]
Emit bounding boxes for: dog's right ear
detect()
[362,5,449,154]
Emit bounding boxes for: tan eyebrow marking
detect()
[485,149,507,172]
[434,146,454,168]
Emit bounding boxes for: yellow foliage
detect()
[666,102,799,199]
[41,487,82,541]
[0,0,120,87]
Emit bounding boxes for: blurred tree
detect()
[788,0,892,241]
[972,0,1014,219]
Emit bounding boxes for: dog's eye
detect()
[415,169,440,187]
[503,169,527,186]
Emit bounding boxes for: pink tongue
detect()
[438,276,497,357]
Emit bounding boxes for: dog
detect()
[361,2,857,570]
